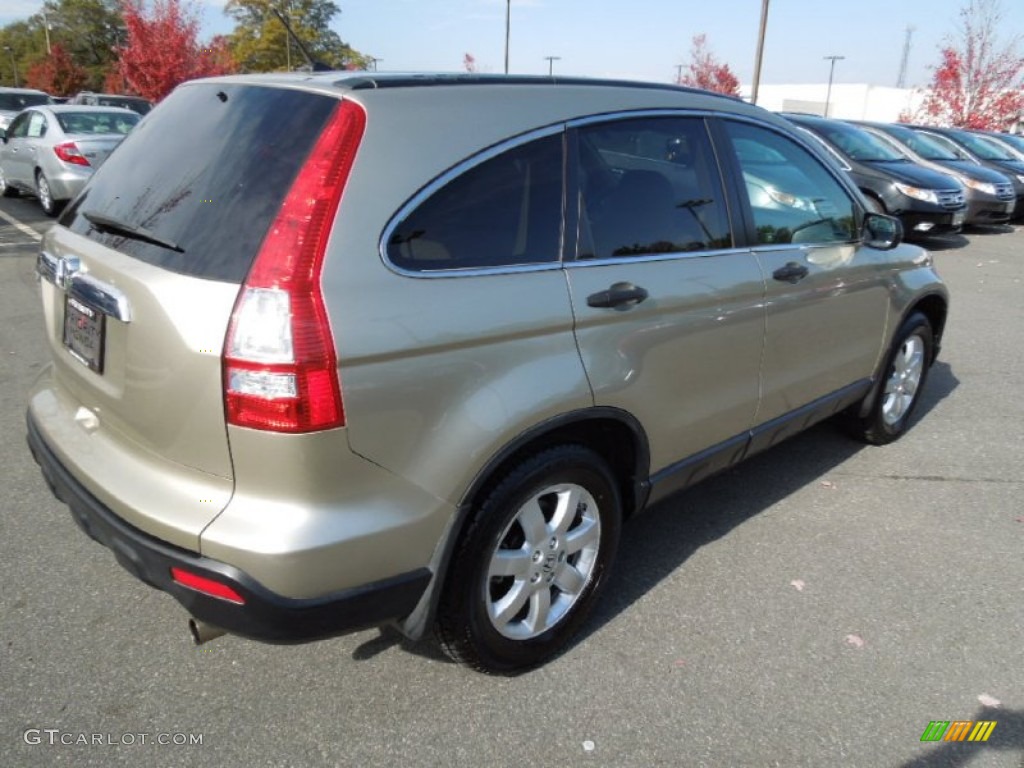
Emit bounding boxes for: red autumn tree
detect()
[117,0,237,102]
[907,0,1024,129]
[25,44,89,97]
[463,53,477,73]
[678,34,740,97]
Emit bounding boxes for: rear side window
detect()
[60,84,338,283]
[386,133,564,272]
[575,117,732,259]
[724,121,857,246]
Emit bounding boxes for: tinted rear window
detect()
[0,92,50,110]
[56,111,139,135]
[60,83,337,282]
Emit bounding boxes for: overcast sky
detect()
[4,0,1023,88]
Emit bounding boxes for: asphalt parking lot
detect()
[1,196,1022,768]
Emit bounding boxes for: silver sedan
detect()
[0,104,140,216]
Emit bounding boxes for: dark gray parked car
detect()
[853,121,1016,226]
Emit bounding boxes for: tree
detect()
[36,0,124,90]
[463,53,477,73]
[25,43,88,95]
[116,0,237,102]
[226,0,366,72]
[907,0,1024,129]
[678,34,740,97]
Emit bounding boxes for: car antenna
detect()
[271,7,332,72]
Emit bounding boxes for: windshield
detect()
[954,131,1016,161]
[814,122,906,162]
[0,92,50,111]
[882,125,960,161]
[997,133,1024,154]
[56,111,140,135]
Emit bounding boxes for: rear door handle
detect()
[772,262,809,284]
[587,282,649,309]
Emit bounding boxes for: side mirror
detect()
[862,211,903,250]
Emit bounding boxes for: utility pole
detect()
[367,57,382,72]
[544,56,560,76]
[674,64,683,84]
[4,46,18,87]
[42,6,51,55]
[750,0,770,104]
[896,26,914,88]
[504,0,510,74]
[823,55,845,117]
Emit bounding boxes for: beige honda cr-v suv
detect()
[27,72,948,673]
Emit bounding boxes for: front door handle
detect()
[772,261,809,284]
[587,282,649,309]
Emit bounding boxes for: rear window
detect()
[96,96,152,115]
[0,92,50,111]
[56,111,139,135]
[60,83,337,283]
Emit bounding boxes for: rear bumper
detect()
[26,411,431,643]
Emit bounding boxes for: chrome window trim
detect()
[565,246,755,270]
[379,123,567,279]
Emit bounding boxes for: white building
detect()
[741,83,925,122]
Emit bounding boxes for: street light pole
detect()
[750,0,770,104]
[544,55,560,76]
[504,0,510,74]
[823,55,845,117]
[4,46,18,87]
[42,7,52,55]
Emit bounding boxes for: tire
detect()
[436,445,622,673]
[850,312,933,445]
[0,167,19,198]
[36,171,59,216]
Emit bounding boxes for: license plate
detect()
[953,210,966,226]
[63,295,105,373]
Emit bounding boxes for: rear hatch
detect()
[30,82,342,550]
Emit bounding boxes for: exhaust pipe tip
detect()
[188,617,227,646]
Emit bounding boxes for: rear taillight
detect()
[171,567,245,604]
[224,100,365,433]
[53,142,90,166]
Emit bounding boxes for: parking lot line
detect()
[0,209,43,242]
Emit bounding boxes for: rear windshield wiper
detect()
[82,210,185,253]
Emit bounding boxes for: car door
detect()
[2,110,32,187]
[565,114,766,495]
[717,118,891,450]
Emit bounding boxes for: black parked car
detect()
[853,121,1015,226]
[783,114,967,239]
[907,125,1024,219]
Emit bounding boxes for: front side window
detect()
[7,112,30,139]
[575,117,732,259]
[387,133,564,272]
[725,121,857,246]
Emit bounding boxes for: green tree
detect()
[0,21,43,88]
[226,0,366,72]
[35,0,123,90]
